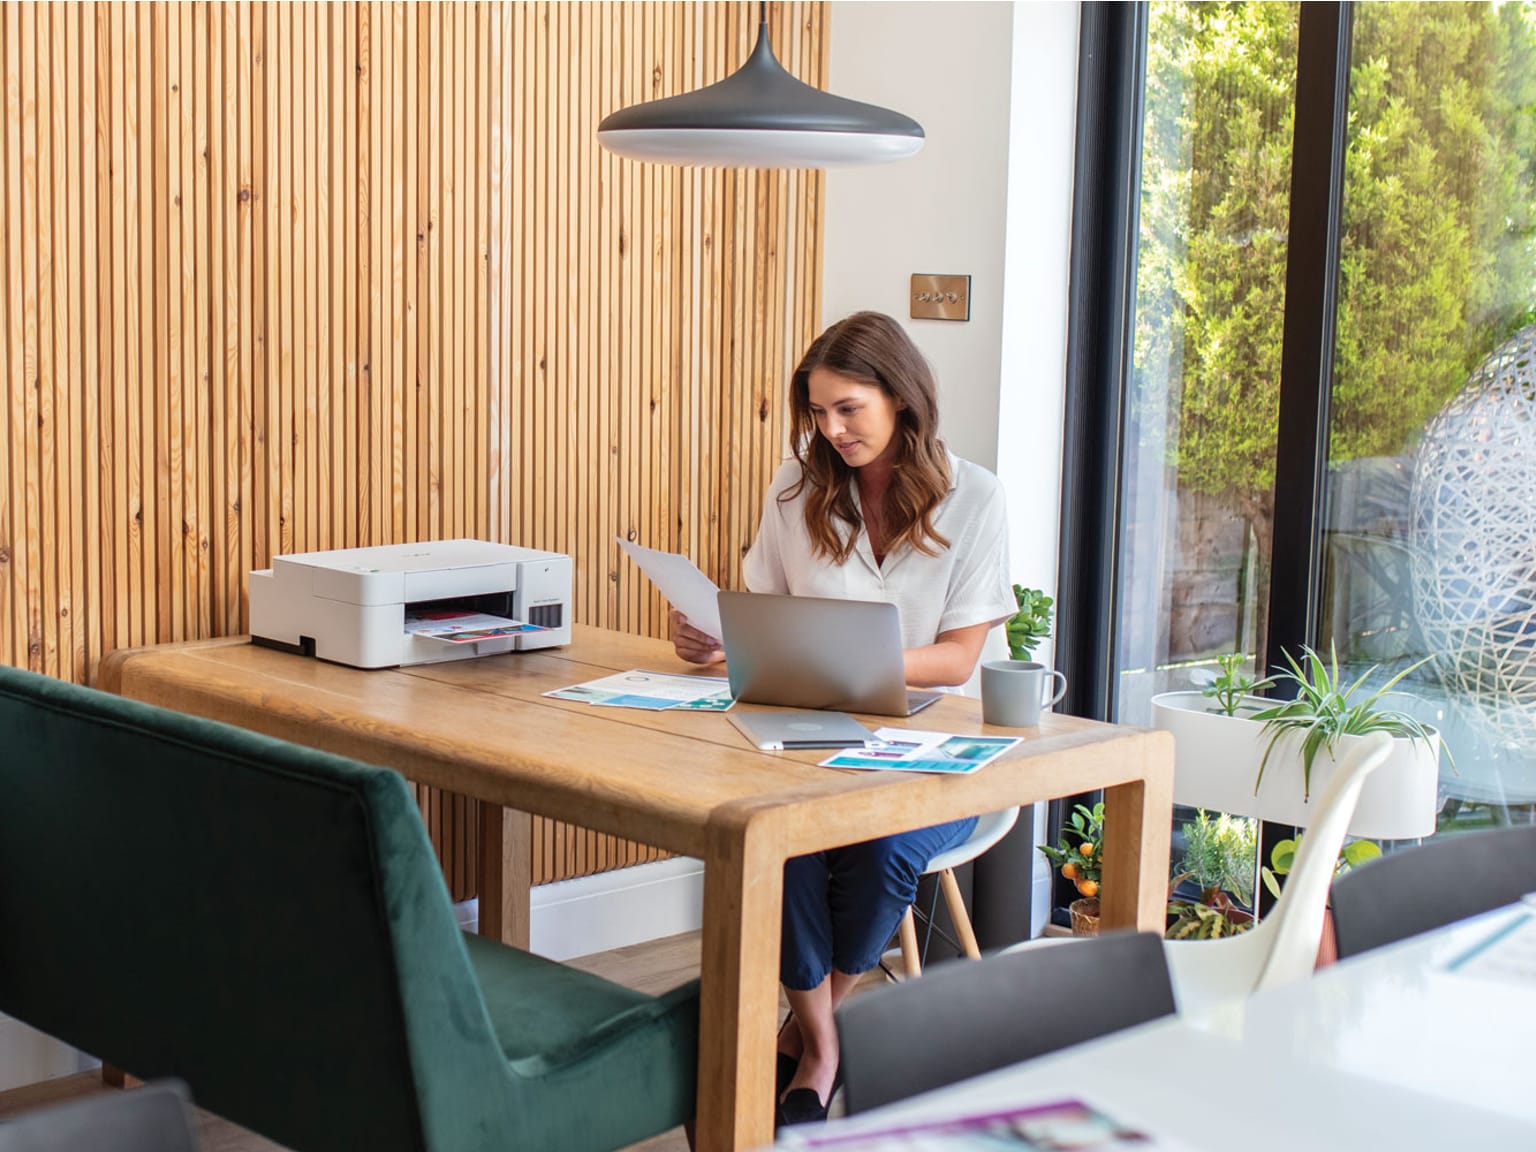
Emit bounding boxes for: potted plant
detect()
[1259,832,1382,967]
[1005,585,1053,661]
[1165,809,1256,940]
[1037,801,1102,935]
[1150,644,1444,840]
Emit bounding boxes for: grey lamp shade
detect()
[597,22,924,169]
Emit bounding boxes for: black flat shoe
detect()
[776,1052,799,1098]
[775,1087,830,1130]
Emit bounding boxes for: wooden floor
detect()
[0,928,897,1152]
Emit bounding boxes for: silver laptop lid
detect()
[718,591,916,716]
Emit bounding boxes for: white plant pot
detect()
[1150,691,1441,840]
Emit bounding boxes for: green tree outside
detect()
[1136,1,1536,661]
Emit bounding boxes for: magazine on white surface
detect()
[787,1097,1185,1150]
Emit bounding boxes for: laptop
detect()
[728,709,874,751]
[717,591,943,717]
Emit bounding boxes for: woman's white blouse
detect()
[742,453,1016,649]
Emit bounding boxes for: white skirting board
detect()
[529,855,705,960]
[0,1014,98,1095]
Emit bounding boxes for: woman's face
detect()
[806,368,905,471]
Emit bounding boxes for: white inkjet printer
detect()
[248,539,572,668]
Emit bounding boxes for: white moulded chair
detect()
[1163,730,1397,1018]
[896,806,1021,977]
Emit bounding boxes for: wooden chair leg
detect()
[898,905,922,979]
[939,868,982,959]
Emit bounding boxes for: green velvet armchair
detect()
[0,663,699,1152]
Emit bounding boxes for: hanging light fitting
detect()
[597,2,924,169]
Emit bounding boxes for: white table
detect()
[778,904,1536,1150]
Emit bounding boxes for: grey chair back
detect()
[0,1081,198,1152]
[1330,823,1536,959]
[835,931,1175,1115]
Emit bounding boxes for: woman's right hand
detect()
[670,608,726,665]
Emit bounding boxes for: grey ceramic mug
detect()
[980,660,1068,727]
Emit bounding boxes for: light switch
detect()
[910,274,971,322]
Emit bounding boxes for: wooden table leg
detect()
[1100,734,1175,933]
[477,803,532,948]
[694,814,782,1152]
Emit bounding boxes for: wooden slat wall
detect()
[0,1,825,895]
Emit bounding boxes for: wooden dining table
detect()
[98,625,1173,1152]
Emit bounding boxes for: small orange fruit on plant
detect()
[1037,801,1103,899]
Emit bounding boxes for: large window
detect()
[1102,2,1536,843]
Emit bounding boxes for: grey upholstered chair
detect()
[835,930,1174,1115]
[1330,823,1536,959]
[0,1080,199,1152]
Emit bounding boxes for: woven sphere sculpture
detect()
[1410,324,1536,750]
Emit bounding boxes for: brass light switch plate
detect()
[910,274,971,322]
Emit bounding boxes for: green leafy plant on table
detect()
[1201,652,1272,718]
[1251,642,1446,801]
[1006,585,1053,661]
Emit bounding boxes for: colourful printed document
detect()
[404,610,549,643]
[789,1097,1181,1150]
[544,669,734,712]
[818,728,1020,775]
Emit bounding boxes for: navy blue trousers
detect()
[779,816,979,990]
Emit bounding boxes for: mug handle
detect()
[1044,671,1068,709]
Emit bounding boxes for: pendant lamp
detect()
[597,2,924,169]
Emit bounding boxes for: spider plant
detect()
[1250,642,1445,801]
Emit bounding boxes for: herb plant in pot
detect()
[981,586,1065,728]
[1165,809,1257,940]
[1150,645,1444,840]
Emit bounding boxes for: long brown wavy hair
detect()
[784,311,952,563]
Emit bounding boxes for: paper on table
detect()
[818,727,1021,775]
[615,537,723,641]
[1445,909,1536,988]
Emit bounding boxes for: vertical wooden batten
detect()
[0,0,825,893]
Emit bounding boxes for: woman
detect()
[672,311,1015,1127]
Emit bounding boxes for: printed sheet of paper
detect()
[818,728,1021,775]
[788,1097,1186,1151]
[544,669,733,712]
[1445,908,1536,988]
[616,537,723,642]
[404,610,549,643]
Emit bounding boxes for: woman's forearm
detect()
[901,621,993,688]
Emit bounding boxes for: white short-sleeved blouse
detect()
[741,452,1016,649]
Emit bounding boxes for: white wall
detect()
[823,0,1077,605]
[825,0,1081,934]
[823,1,1015,473]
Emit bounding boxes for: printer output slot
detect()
[409,592,518,619]
[406,593,563,632]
